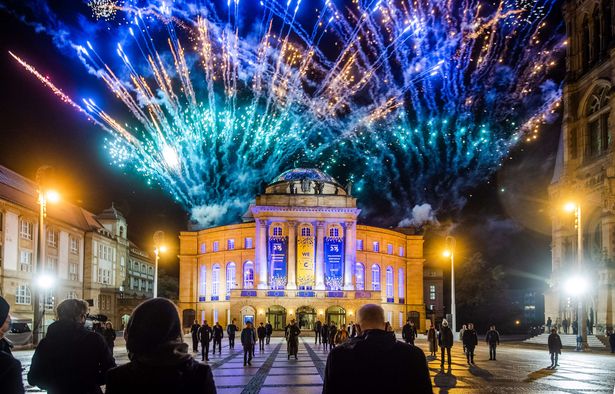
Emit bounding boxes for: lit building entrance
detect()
[326,306,346,328]
[266,305,287,330]
[297,306,316,330]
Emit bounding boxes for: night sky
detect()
[0,1,561,287]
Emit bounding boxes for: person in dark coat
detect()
[314,320,322,344]
[106,298,216,394]
[462,323,478,365]
[286,319,301,359]
[322,323,330,351]
[257,322,267,351]
[103,321,116,351]
[265,321,273,344]
[328,323,338,350]
[562,318,569,335]
[241,321,256,366]
[198,321,213,361]
[438,319,454,369]
[227,319,238,350]
[547,328,563,369]
[212,322,224,355]
[0,296,24,394]
[402,320,416,345]
[546,317,552,333]
[190,320,200,352]
[485,325,500,361]
[348,321,357,338]
[609,330,615,353]
[28,298,116,394]
[323,304,432,394]
[427,323,438,357]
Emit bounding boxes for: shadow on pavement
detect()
[433,367,457,393]
[523,368,556,383]
[468,364,494,381]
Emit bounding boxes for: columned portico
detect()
[257,219,268,289]
[287,220,297,289]
[344,221,355,290]
[315,221,326,290]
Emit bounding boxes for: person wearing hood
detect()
[438,319,454,369]
[323,304,432,394]
[106,298,216,393]
[0,295,24,394]
[28,298,116,394]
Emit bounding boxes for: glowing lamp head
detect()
[515,320,520,325]
[565,276,588,296]
[159,245,168,253]
[37,273,55,290]
[45,190,60,203]
[564,202,577,212]
[443,250,451,258]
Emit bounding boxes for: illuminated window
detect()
[386,267,394,298]
[372,242,379,252]
[20,220,32,240]
[226,262,236,298]
[47,229,58,247]
[70,236,79,254]
[213,241,219,252]
[245,238,253,248]
[20,250,32,272]
[355,263,365,290]
[398,268,404,299]
[356,239,363,250]
[399,246,404,257]
[227,239,235,250]
[15,285,31,305]
[212,264,220,297]
[387,244,393,254]
[372,264,381,291]
[243,261,255,289]
[198,266,206,299]
[200,243,206,253]
[429,285,436,300]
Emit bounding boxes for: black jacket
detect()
[0,350,24,394]
[438,326,454,348]
[241,327,256,347]
[198,325,213,343]
[103,328,116,348]
[190,324,200,337]
[106,358,216,394]
[486,329,500,345]
[462,329,478,348]
[212,325,224,339]
[226,324,237,337]
[265,323,273,335]
[402,324,417,341]
[257,326,267,339]
[323,329,432,394]
[548,333,563,354]
[28,320,116,394]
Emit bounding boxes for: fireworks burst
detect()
[8,0,564,227]
[88,0,118,20]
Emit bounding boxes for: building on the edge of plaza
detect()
[423,264,444,325]
[546,0,615,334]
[510,289,545,326]
[178,168,426,333]
[0,164,153,334]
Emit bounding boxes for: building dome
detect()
[270,168,340,185]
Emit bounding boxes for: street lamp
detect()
[32,166,59,345]
[443,235,457,334]
[153,230,167,298]
[563,202,587,350]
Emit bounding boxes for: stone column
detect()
[315,221,326,290]
[287,221,297,290]
[344,221,356,290]
[256,219,269,289]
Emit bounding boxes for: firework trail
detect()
[6,0,563,227]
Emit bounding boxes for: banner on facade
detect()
[296,235,315,289]
[268,237,287,289]
[324,237,344,290]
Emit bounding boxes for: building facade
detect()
[547,0,615,334]
[179,168,426,332]
[423,265,444,325]
[0,165,153,333]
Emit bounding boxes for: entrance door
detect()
[297,306,316,330]
[326,306,346,328]
[266,305,287,330]
[240,306,256,326]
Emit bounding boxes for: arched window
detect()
[212,264,220,299]
[586,84,610,158]
[582,15,590,72]
[16,285,31,305]
[592,7,601,64]
[603,0,612,54]
[355,263,365,290]
[273,226,282,236]
[386,267,394,299]
[198,266,206,301]
[371,264,381,291]
[243,261,255,289]
[301,227,311,237]
[329,227,339,237]
[226,262,236,299]
[398,268,405,300]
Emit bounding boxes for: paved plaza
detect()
[13,336,615,393]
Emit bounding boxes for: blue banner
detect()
[268,237,287,289]
[324,237,344,290]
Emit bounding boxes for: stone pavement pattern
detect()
[13,336,615,393]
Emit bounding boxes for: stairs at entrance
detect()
[524,334,606,349]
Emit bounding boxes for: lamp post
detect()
[32,166,59,345]
[153,230,167,298]
[443,235,457,334]
[564,202,587,350]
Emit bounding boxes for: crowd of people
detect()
[2,293,614,393]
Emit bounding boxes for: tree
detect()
[456,252,521,333]
[157,268,179,302]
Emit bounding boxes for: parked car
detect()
[6,319,33,346]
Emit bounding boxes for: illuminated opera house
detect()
[178,168,426,332]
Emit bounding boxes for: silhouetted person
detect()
[190,320,200,352]
[427,323,438,357]
[562,318,569,335]
[328,323,338,350]
[314,320,322,344]
[608,330,615,353]
[287,319,301,359]
[438,319,453,369]
[462,323,478,364]
[547,328,562,369]
[103,321,116,352]
[212,322,224,355]
[402,320,416,345]
[265,321,273,344]
[546,317,552,333]
[241,321,256,366]
[322,323,330,351]
[198,321,213,361]
[257,322,267,351]
[486,325,500,361]
[323,304,432,393]
[28,298,116,393]
[227,319,238,349]
[106,298,216,393]
[0,296,24,394]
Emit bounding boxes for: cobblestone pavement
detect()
[13,336,615,393]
